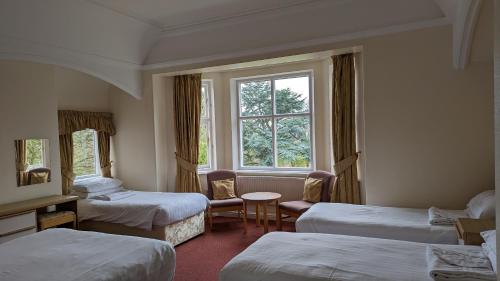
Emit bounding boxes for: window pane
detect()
[239,80,272,117]
[26,139,43,169]
[198,121,209,167]
[275,76,309,114]
[73,129,97,177]
[277,117,311,168]
[201,85,208,118]
[241,118,273,167]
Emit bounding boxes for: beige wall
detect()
[494,0,499,264]
[56,66,110,111]
[0,61,62,204]
[0,62,117,205]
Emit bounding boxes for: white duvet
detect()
[79,191,209,230]
[221,232,437,281]
[296,203,464,244]
[0,229,175,281]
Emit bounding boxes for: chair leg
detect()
[208,207,213,230]
[276,202,282,231]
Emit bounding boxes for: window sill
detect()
[235,170,311,177]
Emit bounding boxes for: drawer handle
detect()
[0,226,36,237]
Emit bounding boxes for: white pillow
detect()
[481,230,497,272]
[466,190,495,219]
[72,177,123,193]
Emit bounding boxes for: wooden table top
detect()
[241,192,281,202]
[0,195,79,217]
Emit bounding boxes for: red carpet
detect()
[174,217,295,281]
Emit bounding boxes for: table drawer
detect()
[0,211,36,236]
[0,227,36,243]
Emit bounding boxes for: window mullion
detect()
[271,78,277,169]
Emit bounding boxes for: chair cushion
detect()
[302,177,323,203]
[212,179,236,200]
[210,198,244,208]
[279,200,314,214]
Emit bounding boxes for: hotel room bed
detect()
[296,203,463,244]
[78,191,209,245]
[0,228,175,281]
[220,232,495,281]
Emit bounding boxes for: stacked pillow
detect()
[465,190,495,219]
[72,177,123,199]
[481,230,497,273]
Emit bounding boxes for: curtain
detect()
[58,110,116,193]
[97,131,112,177]
[331,54,361,204]
[14,140,27,186]
[59,134,74,195]
[173,74,202,193]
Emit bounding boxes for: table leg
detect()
[243,201,248,233]
[275,200,281,230]
[256,203,260,226]
[263,203,269,233]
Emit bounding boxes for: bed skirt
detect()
[79,211,205,246]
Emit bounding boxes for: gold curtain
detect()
[59,134,74,195]
[14,140,27,186]
[331,54,361,204]
[58,110,116,136]
[173,74,202,193]
[97,131,112,178]
[58,110,116,193]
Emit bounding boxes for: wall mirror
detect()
[14,139,51,186]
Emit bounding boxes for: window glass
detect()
[239,80,272,117]
[73,129,98,177]
[241,118,273,167]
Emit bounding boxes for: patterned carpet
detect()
[174,217,295,281]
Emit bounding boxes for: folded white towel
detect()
[93,190,135,201]
[71,187,124,199]
[427,245,496,281]
[428,207,465,225]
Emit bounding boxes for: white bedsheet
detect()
[296,203,464,244]
[0,229,175,281]
[79,191,209,230]
[220,232,438,281]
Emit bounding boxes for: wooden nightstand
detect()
[38,211,77,231]
[455,218,495,245]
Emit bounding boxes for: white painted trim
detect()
[144,17,450,71]
[453,0,483,69]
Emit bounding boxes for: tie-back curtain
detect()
[14,139,27,186]
[97,131,112,178]
[331,54,361,204]
[173,74,202,193]
[58,110,116,194]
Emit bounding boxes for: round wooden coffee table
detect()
[241,192,282,233]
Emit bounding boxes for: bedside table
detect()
[455,218,495,245]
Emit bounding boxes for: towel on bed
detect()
[426,245,496,281]
[428,207,465,225]
[93,190,136,201]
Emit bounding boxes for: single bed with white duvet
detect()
[220,232,497,281]
[0,228,176,281]
[296,190,495,244]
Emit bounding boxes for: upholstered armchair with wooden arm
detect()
[206,170,245,229]
[277,171,335,230]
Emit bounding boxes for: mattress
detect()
[0,228,175,281]
[78,191,209,230]
[296,203,464,244]
[221,232,464,281]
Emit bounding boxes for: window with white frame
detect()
[199,80,215,170]
[236,72,313,170]
[73,129,100,178]
[26,139,50,170]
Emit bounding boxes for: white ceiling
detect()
[0,0,487,98]
[88,0,320,31]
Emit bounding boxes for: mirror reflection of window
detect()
[15,139,51,187]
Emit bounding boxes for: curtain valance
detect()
[58,110,116,136]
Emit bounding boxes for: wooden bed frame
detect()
[79,211,205,246]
